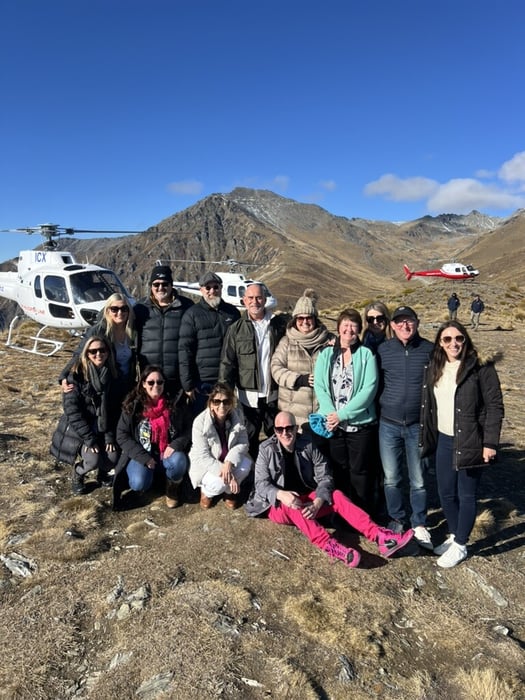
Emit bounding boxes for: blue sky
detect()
[2,1,524,260]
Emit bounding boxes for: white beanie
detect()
[292,289,318,317]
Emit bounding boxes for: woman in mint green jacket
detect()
[314,308,380,514]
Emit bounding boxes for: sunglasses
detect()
[296,316,314,323]
[393,318,416,326]
[146,379,165,386]
[109,306,129,314]
[366,315,386,324]
[274,425,296,434]
[152,282,170,288]
[205,284,221,291]
[442,334,465,345]
[87,347,108,356]
[211,398,232,406]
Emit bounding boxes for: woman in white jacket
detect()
[189,382,253,510]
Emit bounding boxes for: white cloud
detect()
[167,180,204,195]
[474,169,494,179]
[427,178,525,213]
[319,179,337,191]
[272,175,290,191]
[498,151,525,183]
[364,174,438,202]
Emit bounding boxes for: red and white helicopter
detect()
[0,224,135,355]
[403,262,479,281]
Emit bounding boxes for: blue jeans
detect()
[379,420,427,528]
[126,452,188,492]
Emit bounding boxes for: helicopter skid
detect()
[6,316,64,357]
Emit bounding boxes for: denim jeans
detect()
[126,452,188,492]
[379,420,427,527]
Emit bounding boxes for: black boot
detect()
[165,479,181,508]
[72,464,87,495]
[97,469,113,488]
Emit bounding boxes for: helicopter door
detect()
[44,275,75,319]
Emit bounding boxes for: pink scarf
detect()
[143,397,170,453]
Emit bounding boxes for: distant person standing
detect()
[447,292,460,321]
[377,306,434,549]
[134,265,193,395]
[470,294,484,330]
[220,283,287,459]
[178,271,240,415]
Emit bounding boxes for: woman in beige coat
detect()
[271,290,334,433]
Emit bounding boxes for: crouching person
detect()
[51,336,120,494]
[188,383,253,510]
[245,411,414,567]
[113,366,191,510]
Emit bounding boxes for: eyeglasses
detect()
[441,334,465,345]
[211,398,232,406]
[274,425,296,434]
[205,284,221,291]
[87,347,108,356]
[152,282,170,289]
[366,315,386,324]
[296,316,314,323]
[146,379,165,386]
[109,306,129,314]
[393,318,416,326]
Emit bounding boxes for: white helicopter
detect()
[0,224,134,356]
[160,258,278,310]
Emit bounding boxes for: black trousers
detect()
[241,398,278,460]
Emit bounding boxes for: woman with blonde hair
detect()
[60,293,137,403]
[51,335,120,494]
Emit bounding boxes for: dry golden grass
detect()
[1,278,524,699]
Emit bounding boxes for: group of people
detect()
[447,292,485,330]
[50,267,503,570]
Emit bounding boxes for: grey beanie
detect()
[292,289,318,317]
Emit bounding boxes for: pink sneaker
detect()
[376,528,414,558]
[324,538,361,568]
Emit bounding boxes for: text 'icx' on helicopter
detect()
[0,224,134,356]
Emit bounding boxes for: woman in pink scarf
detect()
[114,365,192,510]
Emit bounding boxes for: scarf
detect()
[142,396,170,454]
[86,362,111,433]
[287,323,332,353]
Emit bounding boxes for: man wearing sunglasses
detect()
[377,306,434,550]
[245,411,414,568]
[134,265,193,395]
[178,271,240,415]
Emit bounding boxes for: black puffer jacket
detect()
[420,354,504,469]
[377,333,433,426]
[178,298,240,391]
[50,369,120,465]
[134,294,193,388]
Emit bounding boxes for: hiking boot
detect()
[413,526,434,551]
[71,465,87,495]
[223,493,240,510]
[434,534,455,556]
[376,527,414,558]
[324,538,361,568]
[200,491,213,510]
[165,479,181,509]
[387,519,406,534]
[436,541,467,568]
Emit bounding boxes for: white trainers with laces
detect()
[434,534,455,556]
[436,541,467,568]
[413,526,433,551]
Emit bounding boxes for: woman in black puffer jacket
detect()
[420,320,504,568]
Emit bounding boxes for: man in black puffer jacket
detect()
[134,266,193,395]
[178,271,240,415]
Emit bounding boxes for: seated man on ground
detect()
[245,411,414,568]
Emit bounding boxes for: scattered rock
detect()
[135,671,174,698]
[465,567,508,608]
[0,552,37,577]
[338,654,357,682]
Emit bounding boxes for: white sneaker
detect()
[436,541,467,568]
[434,534,455,556]
[413,526,433,551]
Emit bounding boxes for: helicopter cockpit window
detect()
[44,275,69,303]
[226,285,242,299]
[71,270,128,304]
